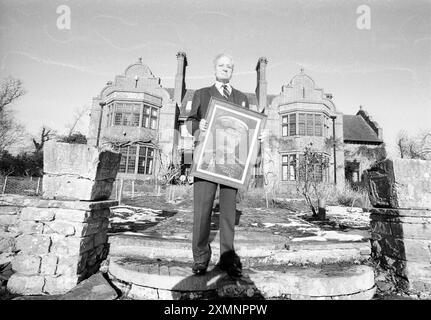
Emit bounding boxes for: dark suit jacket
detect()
[186,84,250,138]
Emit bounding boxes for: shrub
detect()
[324,183,370,209]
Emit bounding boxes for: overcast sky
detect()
[0,0,430,156]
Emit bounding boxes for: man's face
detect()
[214,56,233,83]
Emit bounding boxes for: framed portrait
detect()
[190,97,267,189]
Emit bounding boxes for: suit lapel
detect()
[229,87,237,104]
[209,85,224,100]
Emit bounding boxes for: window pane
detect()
[127,157,136,173]
[306,114,314,136]
[151,118,157,129]
[119,148,127,173]
[134,147,155,175]
[299,113,306,136]
[144,106,150,114]
[132,113,140,126]
[146,158,153,174]
[289,114,296,136]
[114,113,122,125]
[125,146,136,173]
[282,165,288,181]
[289,155,296,180]
[119,158,126,172]
[138,157,146,174]
[315,115,322,136]
[282,116,288,124]
[129,146,137,155]
[116,103,127,112]
[122,113,131,126]
[282,125,288,136]
[151,108,157,117]
[139,146,147,156]
[142,115,149,128]
[282,155,288,163]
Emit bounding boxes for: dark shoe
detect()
[217,250,242,278]
[192,261,209,275]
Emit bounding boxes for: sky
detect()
[0,0,430,156]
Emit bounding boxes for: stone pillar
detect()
[42,141,121,201]
[1,195,116,295]
[1,141,121,295]
[364,158,431,294]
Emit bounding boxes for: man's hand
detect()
[199,119,208,132]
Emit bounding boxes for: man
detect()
[187,53,249,277]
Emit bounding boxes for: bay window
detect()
[281,112,328,137]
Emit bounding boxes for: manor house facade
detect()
[87,53,384,190]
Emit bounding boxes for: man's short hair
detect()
[213,53,234,69]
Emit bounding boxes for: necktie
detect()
[222,84,230,100]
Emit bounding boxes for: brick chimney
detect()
[174,51,187,106]
[255,57,268,112]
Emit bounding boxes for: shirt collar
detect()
[215,81,232,93]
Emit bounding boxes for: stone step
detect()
[107,256,376,300]
[108,231,371,267]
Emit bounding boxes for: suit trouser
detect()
[192,177,237,264]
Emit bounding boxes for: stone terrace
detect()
[105,203,376,300]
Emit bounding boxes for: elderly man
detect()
[187,53,250,277]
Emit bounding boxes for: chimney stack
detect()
[174,51,187,107]
[255,57,268,113]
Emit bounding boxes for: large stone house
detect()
[87,56,183,181]
[88,52,384,191]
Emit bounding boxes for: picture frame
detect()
[190,97,267,189]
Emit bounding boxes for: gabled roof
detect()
[343,115,383,144]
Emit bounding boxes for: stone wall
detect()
[1,195,117,295]
[0,205,19,271]
[365,158,431,294]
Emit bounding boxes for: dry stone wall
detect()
[1,195,117,295]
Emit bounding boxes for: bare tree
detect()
[154,148,181,201]
[65,105,90,137]
[0,76,27,155]
[0,76,26,113]
[32,126,55,153]
[0,109,26,155]
[296,143,330,217]
[396,130,431,160]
